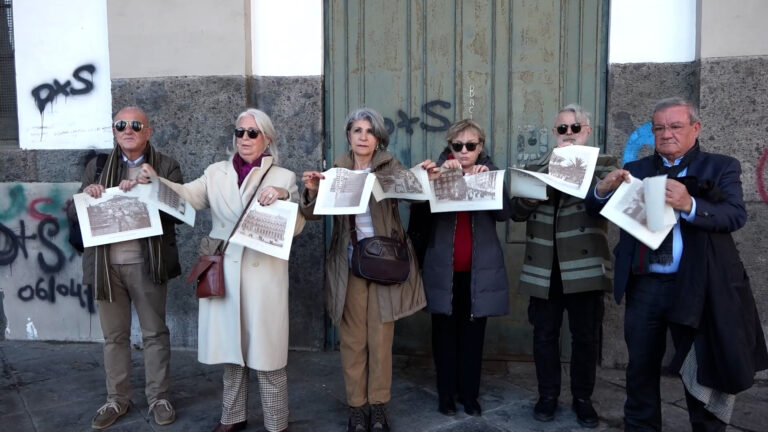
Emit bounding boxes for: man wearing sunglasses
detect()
[69,106,183,430]
[511,104,618,428]
[587,97,767,432]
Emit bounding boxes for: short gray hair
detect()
[345,107,389,149]
[554,103,591,126]
[232,108,279,164]
[652,97,700,124]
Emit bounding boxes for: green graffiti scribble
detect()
[0,184,27,222]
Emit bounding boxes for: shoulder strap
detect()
[94,153,108,183]
[220,164,273,255]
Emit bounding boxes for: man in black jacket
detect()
[586,97,767,432]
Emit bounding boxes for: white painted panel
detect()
[13,0,113,149]
[609,0,696,63]
[251,0,323,76]
[700,0,768,58]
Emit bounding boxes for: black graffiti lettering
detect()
[69,64,96,95]
[0,221,35,266]
[384,118,395,135]
[30,63,96,114]
[37,218,65,273]
[18,284,34,301]
[0,222,18,266]
[35,276,51,302]
[396,110,420,135]
[421,100,452,132]
[16,277,95,314]
[383,100,452,138]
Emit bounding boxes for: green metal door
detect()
[324,0,609,358]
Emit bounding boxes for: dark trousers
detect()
[624,274,726,432]
[431,272,487,401]
[528,266,604,400]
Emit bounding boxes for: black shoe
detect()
[369,403,390,432]
[533,396,557,422]
[459,398,482,416]
[438,395,457,416]
[572,398,599,428]
[347,405,368,432]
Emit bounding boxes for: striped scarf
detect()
[93,142,166,301]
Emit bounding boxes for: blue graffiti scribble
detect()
[623,122,655,164]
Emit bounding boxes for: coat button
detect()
[581,249,588,255]
[579,227,585,232]
[221,223,226,228]
[527,255,532,261]
[528,234,534,239]
[251,261,259,268]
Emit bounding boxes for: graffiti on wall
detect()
[383,100,453,139]
[31,64,96,116]
[0,182,100,341]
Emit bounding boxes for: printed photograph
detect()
[548,152,588,186]
[376,169,424,194]
[87,195,151,236]
[331,169,368,207]
[238,209,288,247]
[157,180,186,215]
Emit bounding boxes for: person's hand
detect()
[119,179,139,192]
[302,171,324,199]
[419,159,441,180]
[521,198,541,206]
[83,184,105,198]
[464,164,489,175]
[138,163,157,184]
[258,186,289,206]
[442,159,461,170]
[596,169,631,197]
[666,179,693,213]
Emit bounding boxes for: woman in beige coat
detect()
[139,108,303,432]
[301,108,425,432]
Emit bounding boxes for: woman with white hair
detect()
[139,108,304,432]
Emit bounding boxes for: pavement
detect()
[1,341,766,432]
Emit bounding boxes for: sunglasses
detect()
[555,123,582,135]
[450,142,479,152]
[234,128,261,139]
[113,120,145,132]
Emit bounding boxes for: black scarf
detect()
[632,141,700,272]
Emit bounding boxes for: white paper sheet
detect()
[510,145,600,199]
[599,174,677,250]
[428,169,505,213]
[508,169,548,200]
[229,200,299,261]
[73,185,163,248]
[313,168,376,215]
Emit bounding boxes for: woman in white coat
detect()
[139,108,304,432]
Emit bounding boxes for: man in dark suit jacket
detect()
[586,97,766,432]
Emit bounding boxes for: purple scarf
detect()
[232,152,269,186]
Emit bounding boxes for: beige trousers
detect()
[98,263,170,405]
[339,271,395,407]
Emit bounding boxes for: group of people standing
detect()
[72,96,766,432]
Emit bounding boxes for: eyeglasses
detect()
[113,120,145,132]
[234,128,261,139]
[450,142,479,152]
[555,123,582,135]
[651,123,687,135]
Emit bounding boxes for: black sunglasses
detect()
[234,128,261,139]
[555,123,582,135]
[113,120,144,132]
[450,142,479,152]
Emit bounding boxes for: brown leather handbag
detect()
[186,166,272,298]
[349,214,411,285]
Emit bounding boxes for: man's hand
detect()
[666,179,693,213]
[596,169,631,197]
[83,184,106,198]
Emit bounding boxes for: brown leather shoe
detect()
[211,420,247,432]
